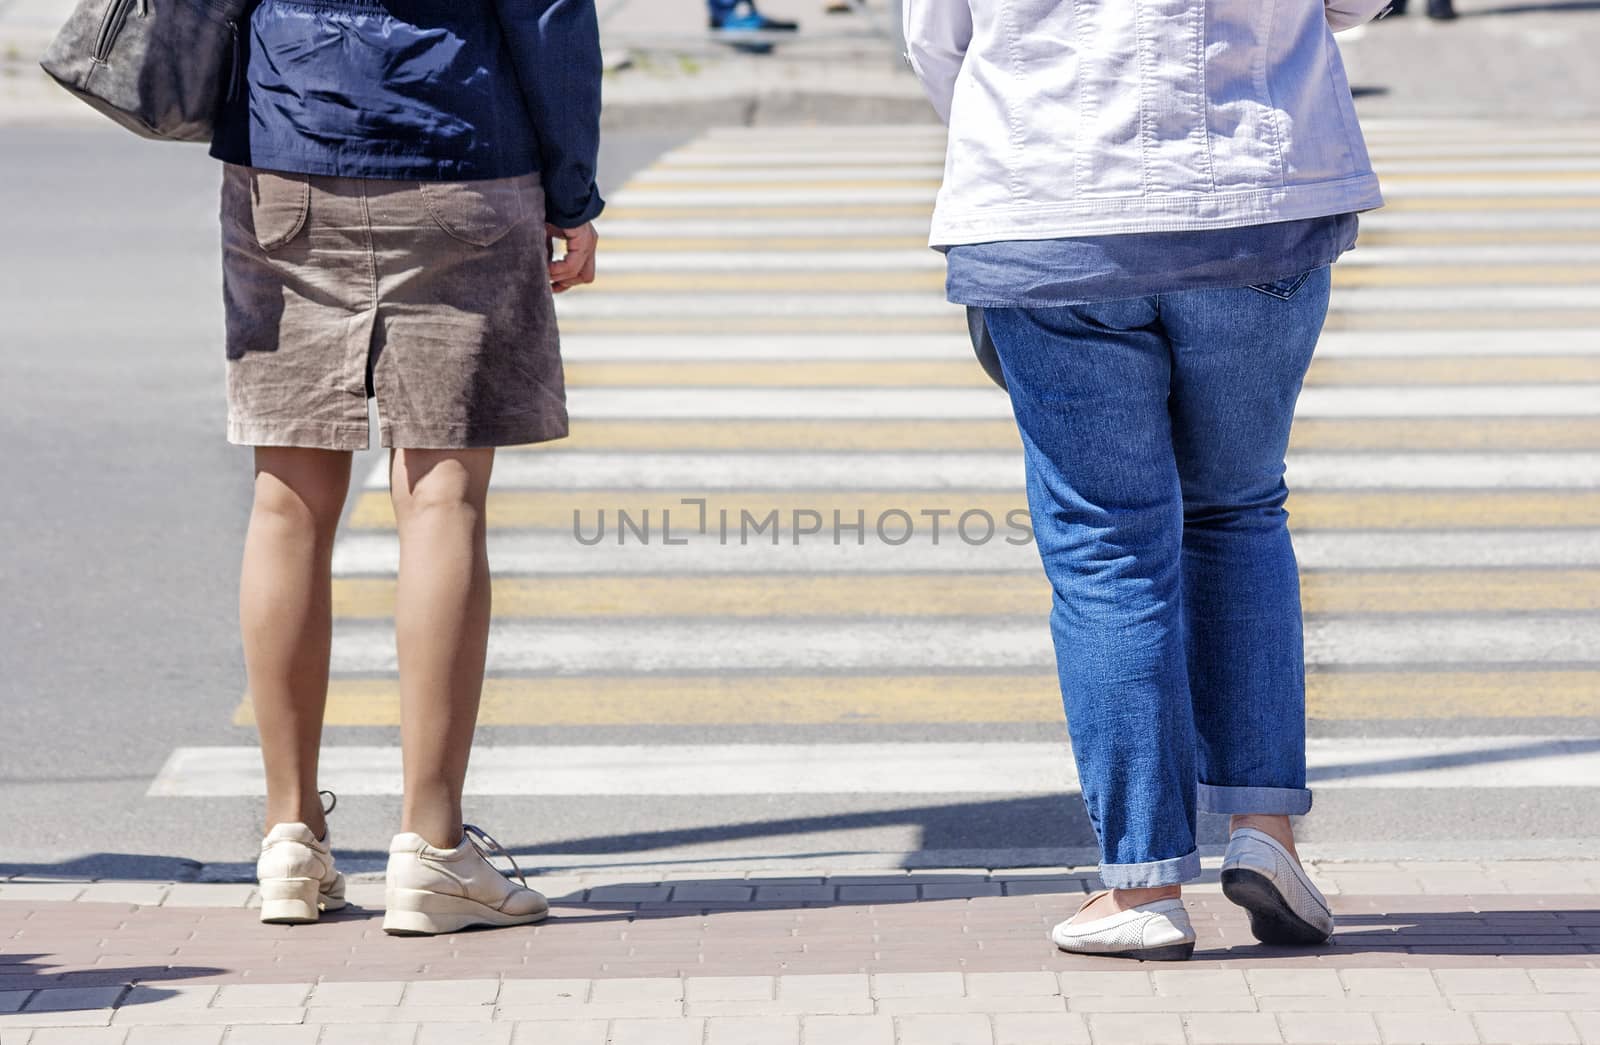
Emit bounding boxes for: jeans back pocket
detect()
[1247,270,1315,301]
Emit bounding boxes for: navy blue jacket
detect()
[211,0,604,228]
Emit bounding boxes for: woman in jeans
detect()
[210,0,603,935]
[905,0,1389,959]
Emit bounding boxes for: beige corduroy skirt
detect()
[221,164,568,451]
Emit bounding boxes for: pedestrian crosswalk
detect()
[152,119,1600,859]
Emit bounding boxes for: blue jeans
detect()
[984,268,1330,889]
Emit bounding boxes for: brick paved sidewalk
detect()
[2,860,1598,1043]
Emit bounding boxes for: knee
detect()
[391,456,486,529]
[251,460,348,541]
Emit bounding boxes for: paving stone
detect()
[25,1030,127,1045]
[1570,1012,1600,1045]
[587,978,684,1004]
[872,973,964,999]
[606,1017,704,1045]
[402,980,500,1006]
[1277,1012,1381,1044]
[1183,1013,1283,1044]
[1438,969,1536,996]
[315,1026,423,1045]
[920,885,1004,900]
[120,985,218,1010]
[1448,995,1600,1013]
[1059,972,1153,998]
[1245,970,1344,997]
[585,886,671,904]
[122,1029,223,1045]
[1341,969,1441,997]
[222,1027,321,1045]
[876,997,1065,1017]
[163,885,255,908]
[307,1006,488,1025]
[309,982,409,1007]
[838,886,918,902]
[685,977,774,1002]
[801,1015,894,1045]
[671,885,755,903]
[0,1011,115,1029]
[896,1013,993,1045]
[755,887,834,903]
[991,1012,1091,1045]
[965,972,1060,998]
[778,975,870,1003]
[1535,971,1600,994]
[1151,971,1249,997]
[0,885,85,903]
[705,1015,801,1045]
[1084,1013,1185,1044]
[1473,1011,1580,1045]
[509,1021,607,1045]
[213,983,313,1007]
[495,980,589,1006]
[24,987,125,1012]
[75,885,170,907]
[413,1025,514,1045]
[1374,1011,1481,1044]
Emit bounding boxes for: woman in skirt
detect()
[211,0,603,935]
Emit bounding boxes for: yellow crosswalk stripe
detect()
[562,357,1600,389]
[326,569,1600,620]
[623,172,1600,193]
[349,490,1600,532]
[560,312,1600,336]
[232,669,1600,726]
[511,418,1600,453]
[601,198,1600,222]
[565,267,1600,294]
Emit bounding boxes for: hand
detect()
[546,221,598,293]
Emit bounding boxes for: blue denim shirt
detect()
[210,0,605,227]
[944,215,1359,308]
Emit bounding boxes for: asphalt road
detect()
[3,122,1598,881]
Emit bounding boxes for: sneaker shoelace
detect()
[319,790,338,816]
[462,824,528,888]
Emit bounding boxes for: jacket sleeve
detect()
[1325,0,1393,31]
[902,0,971,125]
[493,0,606,227]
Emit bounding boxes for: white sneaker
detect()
[257,823,347,925]
[383,825,549,936]
[1221,827,1335,945]
[1051,893,1196,961]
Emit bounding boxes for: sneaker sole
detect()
[259,876,344,925]
[382,887,548,937]
[1221,868,1333,946]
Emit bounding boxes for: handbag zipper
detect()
[92,0,142,63]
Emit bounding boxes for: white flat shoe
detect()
[1221,827,1334,945]
[257,822,347,924]
[1051,892,1196,961]
[383,824,549,937]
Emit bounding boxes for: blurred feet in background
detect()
[1386,0,1459,20]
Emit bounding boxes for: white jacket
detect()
[904,0,1389,246]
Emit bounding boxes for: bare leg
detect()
[1070,885,1183,923]
[390,447,496,848]
[1231,813,1302,862]
[241,448,352,838]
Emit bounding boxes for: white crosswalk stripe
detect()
[152,119,1600,858]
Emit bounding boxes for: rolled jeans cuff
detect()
[1098,849,1202,889]
[1198,782,1313,816]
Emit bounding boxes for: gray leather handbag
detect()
[40,0,252,142]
